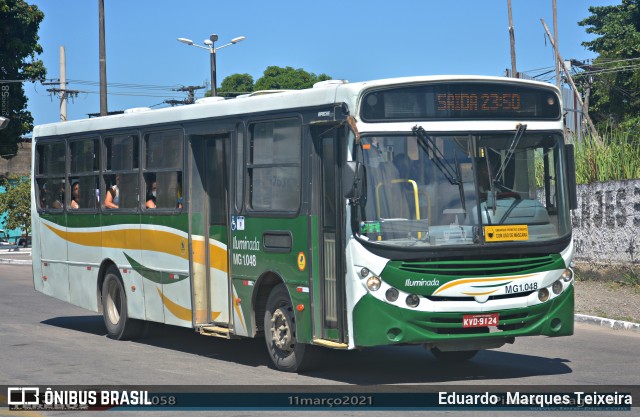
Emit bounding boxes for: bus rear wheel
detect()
[102,266,142,340]
[264,284,318,372]
[430,347,479,362]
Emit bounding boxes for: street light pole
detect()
[177,34,245,98]
[208,34,219,97]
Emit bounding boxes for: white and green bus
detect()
[31,76,577,372]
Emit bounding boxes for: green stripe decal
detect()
[124,252,189,285]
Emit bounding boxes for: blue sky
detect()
[25,0,618,125]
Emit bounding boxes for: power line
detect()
[64,78,183,91]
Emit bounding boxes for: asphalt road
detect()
[1,263,639,416]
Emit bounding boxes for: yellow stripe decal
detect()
[44,223,228,272]
[433,273,535,295]
[233,294,246,331]
[462,289,499,296]
[157,288,192,322]
[157,288,221,322]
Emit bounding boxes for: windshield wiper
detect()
[494,123,527,183]
[412,125,466,213]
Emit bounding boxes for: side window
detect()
[104,134,139,210]
[235,124,244,211]
[69,138,100,210]
[143,130,183,210]
[248,118,301,212]
[35,141,66,211]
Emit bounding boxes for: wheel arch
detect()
[252,271,287,337]
[96,258,118,314]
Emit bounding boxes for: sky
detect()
[23,0,619,126]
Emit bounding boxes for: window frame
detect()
[101,131,141,213]
[141,128,185,214]
[67,135,101,213]
[245,115,303,216]
[34,138,67,213]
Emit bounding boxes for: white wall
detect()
[572,180,640,264]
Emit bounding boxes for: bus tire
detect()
[102,266,142,340]
[264,284,318,372]
[430,347,479,362]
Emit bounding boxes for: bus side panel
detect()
[138,215,192,328]
[230,216,313,343]
[67,215,101,312]
[101,214,146,321]
[31,199,44,293]
[38,215,70,303]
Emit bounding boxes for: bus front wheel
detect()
[102,266,142,340]
[264,284,318,372]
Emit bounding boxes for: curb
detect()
[575,314,640,333]
[0,251,32,266]
[0,258,32,265]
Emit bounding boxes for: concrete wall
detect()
[572,179,640,265]
[0,140,31,176]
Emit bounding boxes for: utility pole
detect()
[44,46,80,121]
[541,19,601,145]
[507,0,517,77]
[99,0,108,116]
[59,46,67,121]
[552,0,560,88]
[164,85,206,106]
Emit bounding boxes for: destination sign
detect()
[360,82,561,121]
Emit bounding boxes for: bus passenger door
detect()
[188,133,231,327]
[312,126,347,344]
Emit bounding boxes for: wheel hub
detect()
[106,280,121,325]
[270,308,293,352]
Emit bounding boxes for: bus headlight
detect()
[552,280,563,295]
[360,267,370,278]
[538,288,550,302]
[406,294,420,308]
[385,288,399,302]
[561,268,573,282]
[366,276,381,291]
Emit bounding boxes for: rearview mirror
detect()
[343,161,366,205]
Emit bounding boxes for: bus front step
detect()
[198,325,236,339]
[313,338,349,349]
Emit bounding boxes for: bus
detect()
[31,76,577,372]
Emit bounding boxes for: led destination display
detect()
[361,82,561,121]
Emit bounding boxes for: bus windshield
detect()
[353,129,571,248]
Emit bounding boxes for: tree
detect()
[218,73,254,97]
[0,174,31,234]
[210,67,332,97]
[578,0,640,133]
[0,0,46,160]
[254,66,331,91]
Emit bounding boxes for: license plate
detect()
[462,313,499,328]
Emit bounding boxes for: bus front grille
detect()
[398,255,558,277]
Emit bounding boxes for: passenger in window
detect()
[104,175,120,209]
[145,178,157,209]
[70,181,80,209]
[51,182,65,209]
[176,177,183,209]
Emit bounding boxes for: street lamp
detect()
[177,34,246,97]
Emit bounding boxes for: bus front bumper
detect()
[352,284,574,347]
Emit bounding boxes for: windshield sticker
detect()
[484,225,529,242]
[360,221,381,234]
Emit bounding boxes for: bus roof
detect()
[33,75,559,138]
